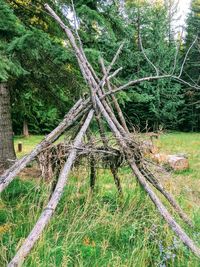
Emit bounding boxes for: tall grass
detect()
[0,133,200,266]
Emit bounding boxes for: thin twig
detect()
[139,35,159,75]
[178,36,198,78]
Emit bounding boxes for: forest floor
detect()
[1,132,200,266]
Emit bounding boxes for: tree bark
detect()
[0,83,16,172]
[23,120,29,137]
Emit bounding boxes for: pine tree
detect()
[0,0,86,169]
[0,0,25,170]
[121,0,183,130]
[180,0,200,131]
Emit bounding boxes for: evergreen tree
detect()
[0,0,86,168]
[0,0,25,169]
[180,0,200,131]
[122,0,183,130]
[2,1,86,135]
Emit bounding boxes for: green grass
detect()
[14,135,44,157]
[1,133,200,266]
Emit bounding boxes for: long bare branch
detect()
[172,75,200,90]
[8,110,94,267]
[70,0,100,83]
[98,42,124,88]
[107,67,123,81]
[129,161,200,258]
[178,36,198,78]
[139,35,159,75]
[0,99,88,193]
[103,75,171,97]
[45,4,200,259]
[101,74,200,97]
[141,167,193,227]
[100,58,129,132]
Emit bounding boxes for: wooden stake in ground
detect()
[8,110,94,267]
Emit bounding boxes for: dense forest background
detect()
[1,0,200,134]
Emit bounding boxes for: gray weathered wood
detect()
[30,3,200,260]
[95,96,200,258]
[8,110,94,267]
[99,58,129,133]
[0,99,86,193]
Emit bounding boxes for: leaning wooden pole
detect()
[8,110,94,267]
[141,167,193,227]
[99,57,129,133]
[95,96,200,258]
[45,4,200,258]
[101,52,193,226]
[0,99,88,193]
[129,161,200,257]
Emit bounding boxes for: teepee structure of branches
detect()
[0,4,200,266]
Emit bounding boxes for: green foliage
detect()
[179,0,200,131]
[1,0,200,133]
[1,178,34,204]
[115,2,183,130]
[0,0,26,81]
[0,0,86,134]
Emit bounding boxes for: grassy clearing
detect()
[1,133,200,266]
[14,135,44,157]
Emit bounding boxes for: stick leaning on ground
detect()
[0,99,89,193]
[44,4,200,257]
[8,110,94,267]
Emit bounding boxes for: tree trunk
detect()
[0,83,16,172]
[23,120,29,137]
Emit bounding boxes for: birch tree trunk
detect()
[0,83,16,172]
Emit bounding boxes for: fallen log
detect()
[152,153,189,171]
[167,154,189,171]
[8,110,94,267]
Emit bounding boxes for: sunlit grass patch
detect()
[1,133,200,266]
